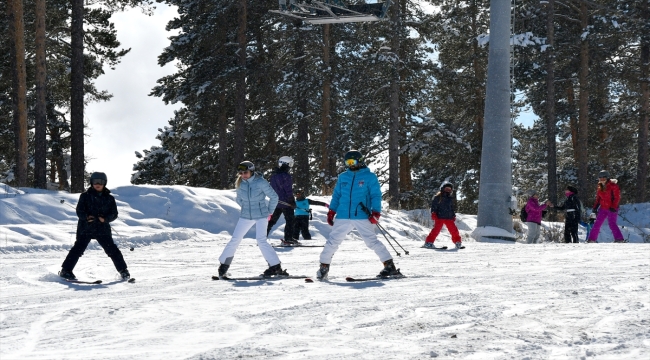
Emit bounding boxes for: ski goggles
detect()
[345,158,358,167]
[91,179,106,186]
[237,164,252,173]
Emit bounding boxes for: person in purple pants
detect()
[587,170,625,243]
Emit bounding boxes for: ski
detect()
[126,278,136,283]
[64,279,102,285]
[421,245,448,250]
[273,244,324,248]
[345,275,405,282]
[212,275,313,281]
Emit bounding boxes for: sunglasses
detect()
[91,179,106,186]
[345,158,358,167]
[237,164,253,172]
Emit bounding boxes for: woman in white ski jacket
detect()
[216,161,288,278]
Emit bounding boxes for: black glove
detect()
[592,208,598,214]
[609,207,616,212]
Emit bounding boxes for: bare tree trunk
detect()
[567,85,578,152]
[6,0,29,187]
[34,0,47,189]
[388,0,400,209]
[545,0,557,207]
[575,0,590,204]
[218,93,229,189]
[320,24,332,195]
[47,95,68,190]
[233,0,247,166]
[637,0,649,203]
[70,0,85,192]
[294,20,309,191]
[397,0,412,208]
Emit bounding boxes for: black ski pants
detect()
[62,233,127,271]
[292,215,312,240]
[564,219,580,243]
[266,207,295,241]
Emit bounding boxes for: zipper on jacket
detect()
[348,172,356,217]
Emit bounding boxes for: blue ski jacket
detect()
[236,173,279,220]
[329,167,382,220]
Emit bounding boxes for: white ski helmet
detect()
[278,156,294,168]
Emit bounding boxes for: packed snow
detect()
[1,183,649,359]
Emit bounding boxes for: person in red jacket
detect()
[587,170,624,243]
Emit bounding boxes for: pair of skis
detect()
[212,275,404,283]
[421,244,465,250]
[64,278,136,284]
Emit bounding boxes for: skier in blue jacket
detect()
[316,150,402,280]
[216,161,288,278]
[291,188,329,241]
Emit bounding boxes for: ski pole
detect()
[375,222,410,255]
[111,227,134,251]
[358,202,409,256]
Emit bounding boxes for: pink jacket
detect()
[525,197,547,224]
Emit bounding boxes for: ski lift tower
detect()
[270,0,390,24]
[474,0,516,242]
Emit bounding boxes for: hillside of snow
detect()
[1,183,649,359]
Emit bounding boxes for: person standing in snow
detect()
[316,150,401,280]
[59,172,130,280]
[423,182,463,249]
[587,170,625,243]
[553,185,582,243]
[217,161,288,278]
[524,189,552,244]
[291,188,329,241]
[266,156,297,245]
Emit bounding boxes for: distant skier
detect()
[587,170,624,243]
[59,172,130,280]
[553,185,582,243]
[524,189,551,244]
[316,150,401,280]
[423,182,463,249]
[267,156,297,245]
[291,188,329,241]
[217,161,288,278]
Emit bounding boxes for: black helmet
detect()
[89,172,107,186]
[237,161,255,172]
[344,150,365,169]
[597,170,609,179]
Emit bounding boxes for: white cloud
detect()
[85,4,181,186]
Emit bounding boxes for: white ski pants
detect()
[319,219,392,264]
[219,218,280,266]
[526,222,541,244]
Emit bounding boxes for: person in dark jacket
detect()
[291,188,329,242]
[59,172,130,280]
[553,185,582,243]
[423,182,463,249]
[266,156,297,245]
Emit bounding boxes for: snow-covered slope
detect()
[1,184,649,359]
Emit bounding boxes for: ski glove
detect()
[592,208,598,214]
[267,214,272,221]
[609,207,616,212]
[327,210,336,226]
[369,211,381,224]
[431,213,438,221]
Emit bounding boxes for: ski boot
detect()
[455,241,463,249]
[613,239,626,243]
[316,263,330,280]
[378,259,402,278]
[119,269,130,280]
[58,268,76,280]
[218,263,230,278]
[281,238,300,246]
[423,242,434,249]
[587,240,598,243]
[263,263,289,277]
